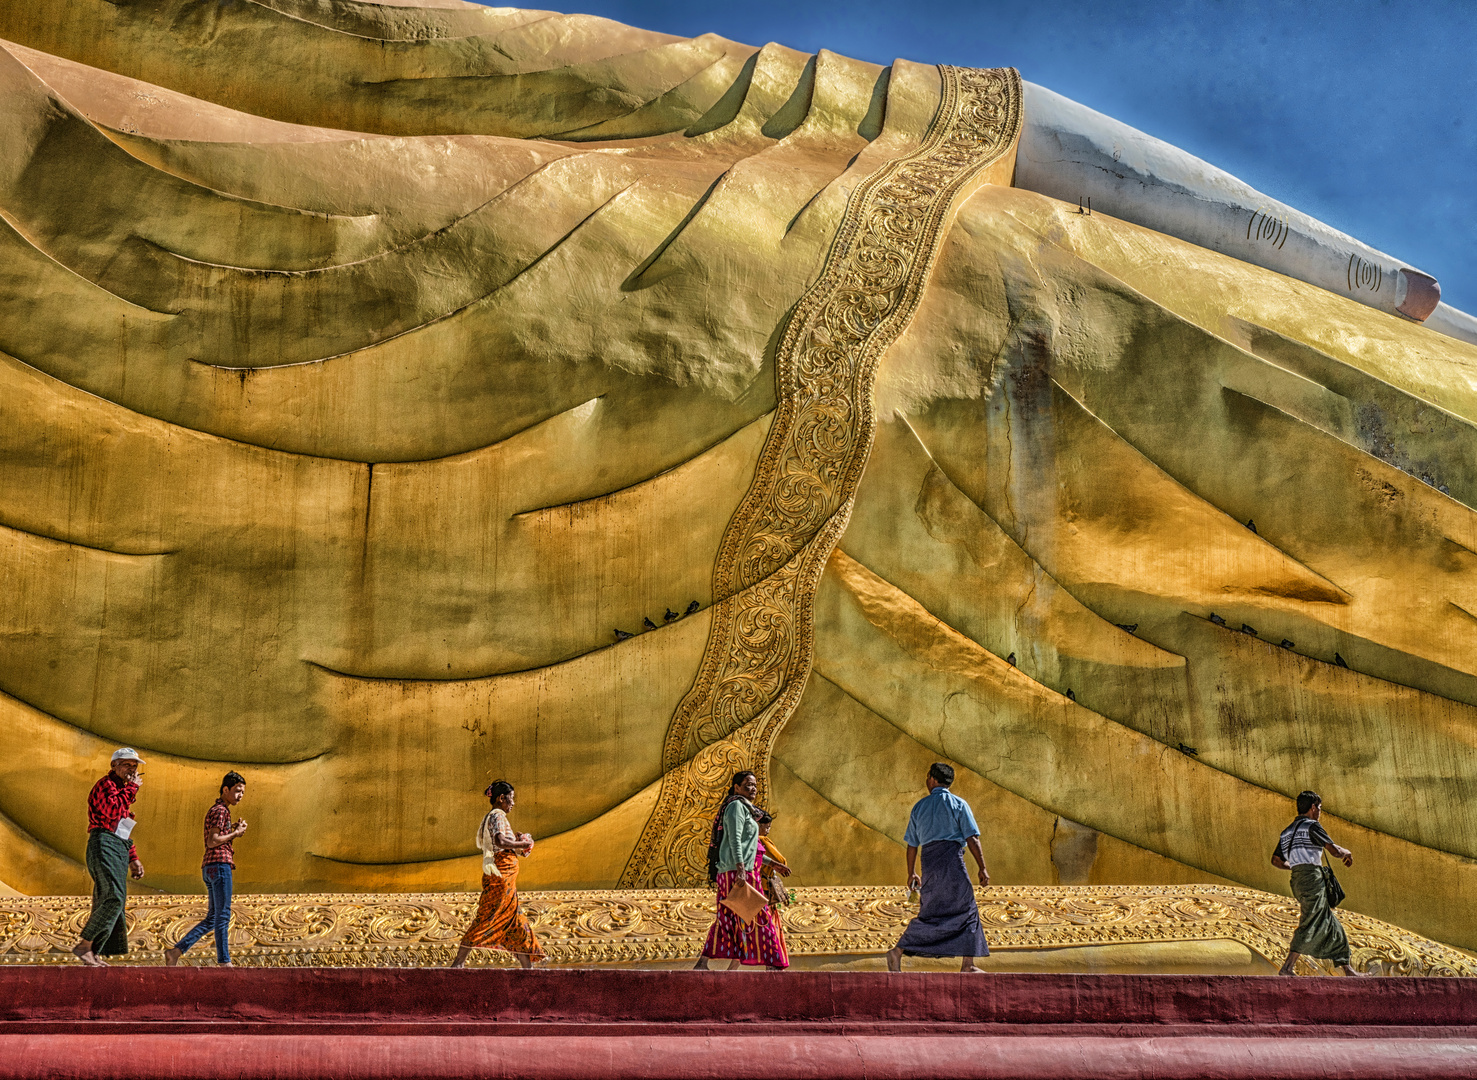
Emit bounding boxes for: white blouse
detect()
[476,808,519,877]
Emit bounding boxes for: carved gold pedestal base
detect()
[2,885,1471,976]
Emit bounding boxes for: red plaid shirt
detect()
[86,774,139,862]
[202,800,236,867]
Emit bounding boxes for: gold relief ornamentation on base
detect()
[621,64,1025,888]
[1,885,1472,975]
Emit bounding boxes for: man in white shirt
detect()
[1271,790,1363,976]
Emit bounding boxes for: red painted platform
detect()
[0,968,1473,1078]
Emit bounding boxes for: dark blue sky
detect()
[530,1,1477,315]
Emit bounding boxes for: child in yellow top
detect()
[756,810,790,908]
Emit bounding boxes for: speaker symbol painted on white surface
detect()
[1347,254,1385,294]
[1246,208,1289,250]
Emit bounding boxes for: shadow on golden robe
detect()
[0,0,1473,966]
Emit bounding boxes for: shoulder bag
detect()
[1319,837,1346,909]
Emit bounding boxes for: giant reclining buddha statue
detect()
[1,0,1475,954]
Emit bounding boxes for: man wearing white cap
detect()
[73,748,147,967]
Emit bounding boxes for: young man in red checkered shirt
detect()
[73,748,148,966]
[165,771,248,967]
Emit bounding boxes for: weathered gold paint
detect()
[0,2,1473,960]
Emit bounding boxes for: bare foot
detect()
[217,962,234,968]
[692,956,710,970]
[885,947,902,972]
[960,963,985,973]
[72,943,106,968]
[164,947,182,967]
[1339,964,1370,977]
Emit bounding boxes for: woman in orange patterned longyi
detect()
[450,780,544,969]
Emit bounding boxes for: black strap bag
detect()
[706,801,732,885]
[706,820,724,885]
[1321,847,1346,909]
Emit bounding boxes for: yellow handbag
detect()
[719,879,769,925]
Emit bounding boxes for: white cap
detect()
[110,747,145,765]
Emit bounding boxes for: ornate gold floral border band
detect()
[620,65,1024,888]
[2,885,1471,976]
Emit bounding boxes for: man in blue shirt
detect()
[886,762,990,972]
